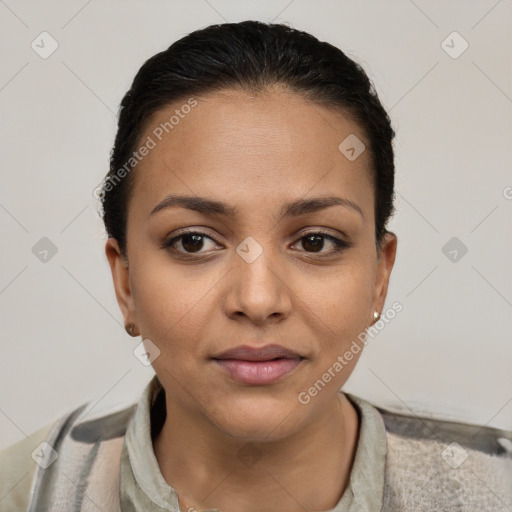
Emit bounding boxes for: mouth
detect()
[211,344,305,385]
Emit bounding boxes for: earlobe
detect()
[105,238,136,326]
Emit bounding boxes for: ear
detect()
[105,238,137,328]
[370,231,398,321]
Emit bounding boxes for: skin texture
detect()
[106,86,397,512]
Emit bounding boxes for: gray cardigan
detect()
[1,390,511,511]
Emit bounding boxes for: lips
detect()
[211,344,305,385]
[212,344,303,362]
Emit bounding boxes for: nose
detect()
[223,242,292,325]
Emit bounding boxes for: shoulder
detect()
[0,419,58,511]
[377,403,512,450]
[375,402,512,510]
[0,398,137,512]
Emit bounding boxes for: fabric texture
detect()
[0,373,511,511]
[0,421,56,511]
[381,407,512,510]
[119,374,387,512]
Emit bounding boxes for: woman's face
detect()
[106,87,397,440]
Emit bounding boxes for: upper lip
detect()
[212,344,303,361]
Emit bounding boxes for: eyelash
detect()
[162,229,352,258]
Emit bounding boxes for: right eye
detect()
[162,230,221,255]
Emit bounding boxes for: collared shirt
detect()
[120,374,388,512]
[3,374,508,511]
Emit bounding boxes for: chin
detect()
[212,402,303,443]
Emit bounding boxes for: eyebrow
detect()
[148,194,364,220]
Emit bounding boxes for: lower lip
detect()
[213,358,304,385]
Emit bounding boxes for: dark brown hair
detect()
[99,20,396,258]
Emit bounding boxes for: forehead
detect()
[129,87,373,221]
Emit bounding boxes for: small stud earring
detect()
[373,311,380,322]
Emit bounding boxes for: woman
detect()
[1,20,510,512]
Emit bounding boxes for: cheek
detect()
[300,259,374,364]
[128,257,212,351]
[131,244,210,314]
[305,261,373,327]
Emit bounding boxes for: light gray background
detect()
[1,0,511,450]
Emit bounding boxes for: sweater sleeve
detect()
[0,420,58,512]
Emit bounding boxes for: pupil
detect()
[182,234,204,252]
[303,235,323,253]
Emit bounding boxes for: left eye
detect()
[292,232,349,254]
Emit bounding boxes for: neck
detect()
[153,393,360,512]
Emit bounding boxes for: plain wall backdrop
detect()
[1,0,511,449]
